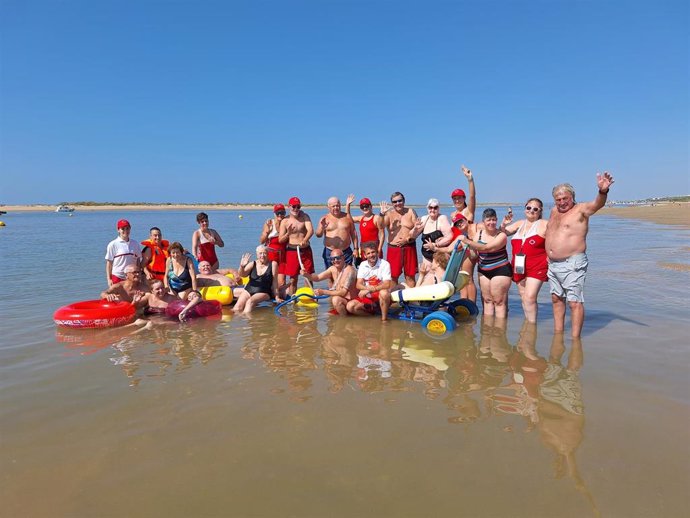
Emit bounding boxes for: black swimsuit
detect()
[244,262,273,296]
[421,218,444,261]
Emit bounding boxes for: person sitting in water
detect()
[100,265,150,303]
[135,279,177,314]
[301,247,358,316]
[196,260,234,287]
[234,245,282,314]
[178,290,204,321]
[415,251,450,287]
[346,242,394,321]
[192,212,225,269]
[165,241,198,299]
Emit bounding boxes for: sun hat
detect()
[117,219,131,229]
[273,203,285,213]
[451,188,466,198]
[452,213,467,224]
[359,197,372,206]
[288,196,301,206]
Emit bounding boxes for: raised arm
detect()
[345,193,355,219]
[259,219,272,245]
[461,165,476,221]
[582,171,615,216]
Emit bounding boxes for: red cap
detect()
[359,197,372,206]
[273,203,285,213]
[288,196,301,206]
[117,219,131,229]
[451,188,466,198]
[452,212,467,224]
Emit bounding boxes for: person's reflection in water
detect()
[485,320,548,430]
[321,318,358,393]
[538,334,600,517]
[476,315,511,392]
[443,330,482,425]
[354,321,394,393]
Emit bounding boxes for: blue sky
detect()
[1,0,687,205]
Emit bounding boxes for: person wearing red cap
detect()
[449,165,478,301]
[315,196,358,277]
[279,196,315,294]
[345,194,384,262]
[260,203,288,291]
[450,164,476,223]
[105,219,142,287]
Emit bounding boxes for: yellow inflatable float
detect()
[295,286,319,308]
[200,285,233,305]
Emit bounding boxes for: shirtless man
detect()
[346,242,393,321]
[545,172,615,338]
[279,196,315,295]
[316,196,358,273]
[196,261,234,287]
[301,248,358,315]
[379,192,419,288]
[100,265,150,303]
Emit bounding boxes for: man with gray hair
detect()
[315,196,358,271]
[545,172,615,338]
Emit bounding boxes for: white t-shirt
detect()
[105,237,142,279]
[357,258,392,287]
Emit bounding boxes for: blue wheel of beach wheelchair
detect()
[421,311,456,337]
[447,299,479,319]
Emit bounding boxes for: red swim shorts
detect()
[285,246,315,276]
[386,243,418,279]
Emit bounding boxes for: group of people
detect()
[100,167,615,336]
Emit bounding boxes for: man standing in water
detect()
[315,196,358,269]
[545,172,615,338]
[380,192,419,288]
[279,196,315,295]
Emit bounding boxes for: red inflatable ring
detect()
[53,300,136,329]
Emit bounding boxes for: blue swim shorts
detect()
[548,252,588,303]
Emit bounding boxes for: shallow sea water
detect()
[0,210,688,518]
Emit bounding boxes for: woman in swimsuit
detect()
[192,212,225,269]
[460,208,512,318]
[345,194,385,261]
[260,204,288,291]
[414,198,453,269]
[165,241,198,299]
[234,245,280,314]
[425,213,478,301]
[501,198,549,323]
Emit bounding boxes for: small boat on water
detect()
[56,205,75,213]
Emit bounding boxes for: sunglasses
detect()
[391,199,404,204]
[428,206,439,210]
[360,204,371,209]
[525,206,541,212]
[291,204,301,210]
[275,211,286,216]
[127,271,141,275]
[331,255,344,261]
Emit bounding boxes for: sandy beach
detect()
[601,201,690,228]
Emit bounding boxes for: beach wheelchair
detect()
[389,241,479,337]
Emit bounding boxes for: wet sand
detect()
[601,202,690,228]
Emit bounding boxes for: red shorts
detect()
[386,243,418,279]
[355,295,379,314]
[111,274,124,284]
[512,253,548,283]
[285,246,315,276]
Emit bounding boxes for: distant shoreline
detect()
[3,201,689,228]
